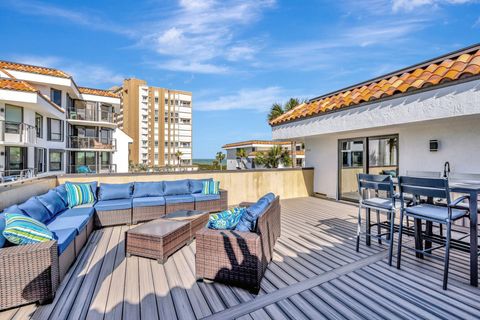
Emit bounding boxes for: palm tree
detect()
[267,98,304,122]
[175,151,183,167]
[254,146,292,168]
[236,148,248,169]
[215,152,225,171]
[212,160,219,169]
[283,98,301,112]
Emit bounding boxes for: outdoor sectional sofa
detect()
[0,178,227,311]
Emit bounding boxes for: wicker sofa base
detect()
[166,202,195,214]
[95,209,132,227]
[194,199,227,212]
[132,205,166,224]
[59,241,76,282]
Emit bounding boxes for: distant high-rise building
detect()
[116,79,192,167]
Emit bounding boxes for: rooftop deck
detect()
[1,197,479,320]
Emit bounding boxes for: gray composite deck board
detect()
[1,197,479,320]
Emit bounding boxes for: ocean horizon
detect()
[193,159,227,165]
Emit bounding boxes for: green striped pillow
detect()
[202,180,220,195]
[3,213,54,245]
[65,182,95,208]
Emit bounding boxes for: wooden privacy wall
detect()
[57,168,314,205]
[0,176,57,210]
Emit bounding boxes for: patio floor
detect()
[1,197,479,319]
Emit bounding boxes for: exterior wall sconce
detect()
[429,140,439,152]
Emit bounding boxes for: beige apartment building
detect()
[116,78,192,167]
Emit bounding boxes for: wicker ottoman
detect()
[163,210,209,239]
[125,219,190,263]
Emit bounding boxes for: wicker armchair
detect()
[195,196,280,292]
[0,240,59,310]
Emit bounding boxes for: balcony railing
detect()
[0,121,36,144]
[67,164,117,174]
[0,168,35,183]
[68,136,116,150]
[67,109,115,123]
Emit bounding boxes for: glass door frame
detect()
[337,134,399,202]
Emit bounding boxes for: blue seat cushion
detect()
[133,182,164,198]
[74,202,96,208]
[362,197,394,210]
[164,194,194,204]
[18,197,52,224]
[235,198,270,232]
[0,214,5,248]
[38,190,67,216]
[132,196,166,208]
[49,227,76,254]
[47,214,90,234]
[405,204,468,221]
[192,193,221,202]
[99,183,133,201]
[2,204,25,215]
[259,193,275,204]
[66,181,98,200]
[61,207,95,219]
[54,185,68,205]
[164,180,190,195]
[189,179,212,194]
[95,199,132,211]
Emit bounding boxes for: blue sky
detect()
[1,0,479,158]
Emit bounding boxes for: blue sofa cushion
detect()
[132,196,166,208]
[192,193,221,202]
[38,190,67,216]
[2,204,25,215]
[235,198,270,232]
[60,207,95,219]
[189,179,213,194]
[49,227,76,254]
[0,214,5,248]
[54,185,68,205]
[18,197,52,224]
[95,199,132,211]
[164,180,190,195]
[133,181,164,198]
[259,193,275,204]
[47,214,90,234]
[99,183,133,201]
[66,181,98,200]
[164,194,194,204]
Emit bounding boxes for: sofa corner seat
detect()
[132,196,166,224]
[94,198,132,227]
[164,194,195,213]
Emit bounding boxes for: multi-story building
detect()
[0,60,131,182]
[222,140,305,170]
[116,78,192,167]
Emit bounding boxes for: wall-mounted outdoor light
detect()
[429,140,439,152]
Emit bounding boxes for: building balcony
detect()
[0,120,36,145]
[67,109,116,127]
[67,136,116,151]
[67,164,117,174]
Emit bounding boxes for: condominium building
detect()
[116,78,192,167]
[0,60,131,182]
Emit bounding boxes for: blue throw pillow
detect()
[37,190,66,216]
[208,207,246,230]
[235,198,270,232]
[189,179,212,194]
[65,182,96,208]
[54,185,68,205]
[260,193,275,204]
[18,197,52,223]
[99,183,133,201]
[164,180,190,195]
[0,214,5,248]
[2,204,25,215]
[66,181,98,200]
[133,181,164,198]
[202,180,220,195]
[3,213,54,245]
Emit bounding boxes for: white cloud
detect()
[392,0,475,11]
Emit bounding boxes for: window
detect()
[49,150,63,171]
[5,147,27,174]
[5,105,23,134]
[50,88,62,106]
[154,97,159,103]
[35,113,43,138]
[34,148,47,173]
[47,118,64,141]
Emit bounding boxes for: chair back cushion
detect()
[202,180,220,195]
[0,214,5,248]
[164,180,190,195]
[189,179,213,194]
[207,207,246,230]
[54,185,68,205]
[235,198,270,232]
[133,181,164,198]
[99,183,134,201]
[65,182,96,208]
[3,213,54,245]
[18,197,52,223]
[259,192,275,204]
[2,204,25,215]
[38,189,67,216]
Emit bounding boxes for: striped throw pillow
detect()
[3,213,54,245]
[202,180,220,195]
[65,182,95,208]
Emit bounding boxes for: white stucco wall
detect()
[113,129,133,173]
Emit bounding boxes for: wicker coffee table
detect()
[125,219,190,263]
[163,210,209,239]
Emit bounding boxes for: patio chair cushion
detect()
[235,198,270,232]
[3,213,54,245]
[99,183,134,201]
[74,202,96,208]
[207,207,246,230]
[189,179,213,194]
[132,196,166,208]
[259,193,275,204]
[405,204,468,221]
[47,213,90,234]
[164,180,190,195]
[61,206,95,219]
[49,227,77,254]
[65,182,96,208]
[38,189,67,217]
[164,194,194,204]
[362,197,394,210]
[66,181,98,200]
[0,214,5,248]
[192,193,221,202]
[202,180,220,195]
[54,185,69,205]
[95,198,132,211]
[133,182,164,198]
[18,197,52,223]
[2,204,26,215]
